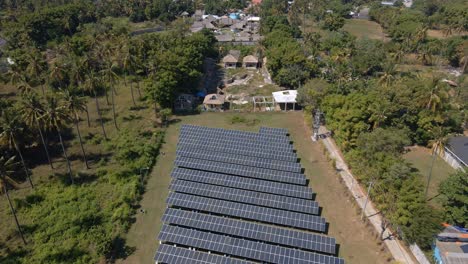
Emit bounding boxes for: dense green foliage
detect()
[439,170,468,227]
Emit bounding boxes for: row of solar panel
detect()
[178,132,294,154]
[155,244,253,264]
[171,168,314,200]
[175,156,307,185]
[176,147,302,173]
[159,225,344,264]
[181,125,290,144]
[162,208,336,254]
[259,126,289,136]
[167,192,327,232]
[177,141,298,162]
[170,179,319,214]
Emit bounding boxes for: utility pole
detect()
[361,181,374,221]
[312,109,322,141]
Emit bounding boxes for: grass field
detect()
[343,19,389,42]
[404,146,456,205]
[119,112,392,264]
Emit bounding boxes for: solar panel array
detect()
[155,125,345,264]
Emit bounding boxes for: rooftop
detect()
[447,136,468,166]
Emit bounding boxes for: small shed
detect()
[243,55,259,69]
[222,50,240,68]
[272,90,298,111]
[203,94,225,111]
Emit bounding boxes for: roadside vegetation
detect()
[260,0,467,251]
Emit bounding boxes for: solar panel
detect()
[170,179,319,215]
[175,157,306,185]
[171,168,314,200]
[181,124,290,144]
[167,192,327,232]
[177,142,298,162]
[179,133,294,153]
[259,126,288,136]
[162,208,336,254]
[176,147,302,173]
[159,225,344,264]
[155,244,254,264]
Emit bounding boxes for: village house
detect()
[222,50,241,68]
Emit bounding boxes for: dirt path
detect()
[119,112,391,264]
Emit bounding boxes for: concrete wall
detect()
[442,147,466,171]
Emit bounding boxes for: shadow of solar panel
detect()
[175,157,306,185]
[170,179,319,215]
[155,244,254,264]
[177,141,297,162]
[167,192,326,232]
[159,225,344,264]
[182,124,289,144]
[171,168,314,200]
[176,148,302,173]
[162,208,336,254]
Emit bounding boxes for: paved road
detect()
[318,126,416,264]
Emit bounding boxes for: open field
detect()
[343,19,389,41]
[427,29,468,39]
[404,146,456,205]
[120,112,392,264]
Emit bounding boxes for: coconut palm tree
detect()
[84,72,108,140]
[425,126,448,198]
[0,110,34,188]
[100,60,119,130]
[42,96,74,184]
[0,155,27,245]
[119,38,137,106]
[378,63,397,87]
[19,93,54,169]
[60,89,89,169]
[26,49,46,95]
[423,74,447,113]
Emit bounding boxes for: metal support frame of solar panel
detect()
[162,208,336,254]
[175,157,306,185]
[176,148,301,173]
[177,141,297,162]
[171,168,314,200]
[170,179,319,214]
[159,225,344,264]
[167,192,326,232]
[179,133,294,155]
[181,124,290,144]
[155,244,254,264]
[259,127,289,136]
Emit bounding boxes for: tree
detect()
[144,71,177,115]
[159,108,172,127]
[42,96,74,184]
[26,49,47,95]
[84,72,108,140]
[0,110,34,188]
[322,13,345,32]
[439,170,468,227]
[19,93,54,169]
[100,59,119,130]
[119,37,137,107]
[60,89,89,169]
[0,155,27,245]
[378,63,397,87]
[425,126,448,198]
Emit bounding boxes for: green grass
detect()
[119,112,392,264]
[343,19,389,41]
[404,146,456,205]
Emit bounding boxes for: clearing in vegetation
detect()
[120,112,392,264]
[343,19,389,41]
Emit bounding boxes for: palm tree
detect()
[26,49,46,95]
[49,62,67,88]
[6,67,24,87]
[60,89,89,169]
[423,74,447,112]
[69,56,91,127]
[378,63,397,87]
[425,126,448,198]
[0,155,27,245]
[84,73,108,140]
[42,96,74,184]
[100,60,119,130]
[0,110,34,188]
[119,38,137,106]
[19,93,54,169]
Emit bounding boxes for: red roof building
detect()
[252,0,262,5]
